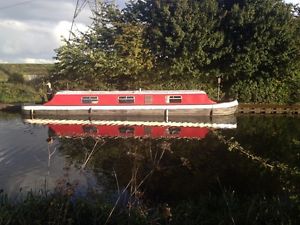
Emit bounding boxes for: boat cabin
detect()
[44,90,216,106]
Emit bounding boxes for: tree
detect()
[112,23,154,89]
[52,3,120,89]
[8,72,24,84]
[218,0,300,85]
[125,0,226,82]
[52,2,154,90]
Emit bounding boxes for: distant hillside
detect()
[0,64,53,81]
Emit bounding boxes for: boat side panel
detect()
[211,105,238,116]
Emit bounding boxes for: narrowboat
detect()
[22,90,238,116]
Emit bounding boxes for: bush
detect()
[0,83,42,104]
[229,78,299,104]
[144,80,220,100]
[7,72,25,84]
[0,191,299,225]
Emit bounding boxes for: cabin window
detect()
[118,96,135,104]
[167,127,181,135]
[167,95,182,103]
[81,96,98,104]
[83,125,98,134]
[119,126,134,134]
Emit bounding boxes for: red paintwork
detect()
[48,124,210,139]
[44,92,216,106]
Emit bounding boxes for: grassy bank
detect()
[0,64,50,104]
[0,83,42,104]
[0,191,299,225]
[0,64,52,82]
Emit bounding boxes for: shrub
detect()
[7,72,25,84]
[0,83,42,104]
[229,78,299,104]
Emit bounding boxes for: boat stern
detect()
[211,100,238,116]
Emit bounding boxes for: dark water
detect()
[0,112,299,203]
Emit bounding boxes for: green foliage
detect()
[53,3,154,90]
[229,77,300,103]
[0,83,42,103]
[7,72,25,83]
[145,80,221,100]
[0,192,113,225]
[0,64,52,82]
[112,23,154,89]
[0,191,299,225]
[125,0,226,81]
[172,194,300,225]
[219,0,300,83]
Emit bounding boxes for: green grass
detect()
[172,194,300,225]
[0,191,299,225]
[0,64,53,82]
[0,64,50,104]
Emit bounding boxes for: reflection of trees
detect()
[214,115,300,196]
[0,112,20,120]
[56,134,286,204]
[233,115,300,169]
[215,131,300,196]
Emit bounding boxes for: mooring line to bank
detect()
[23,118,237,129]
[215,131,300,175]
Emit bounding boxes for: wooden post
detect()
[217,77,221,101]
[30,109,34,119]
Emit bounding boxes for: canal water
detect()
[0,112,299,204]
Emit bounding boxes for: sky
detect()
[0,0,299,64]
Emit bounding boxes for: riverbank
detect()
[0,83,43,105]
[0,103,21,112]
[0,63,52,82]
[238,103,300,114]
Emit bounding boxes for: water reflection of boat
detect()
[24,117,237,140]
[48,124,211,139]
[23,114,237,124]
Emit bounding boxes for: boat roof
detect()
[56,90,207,95]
